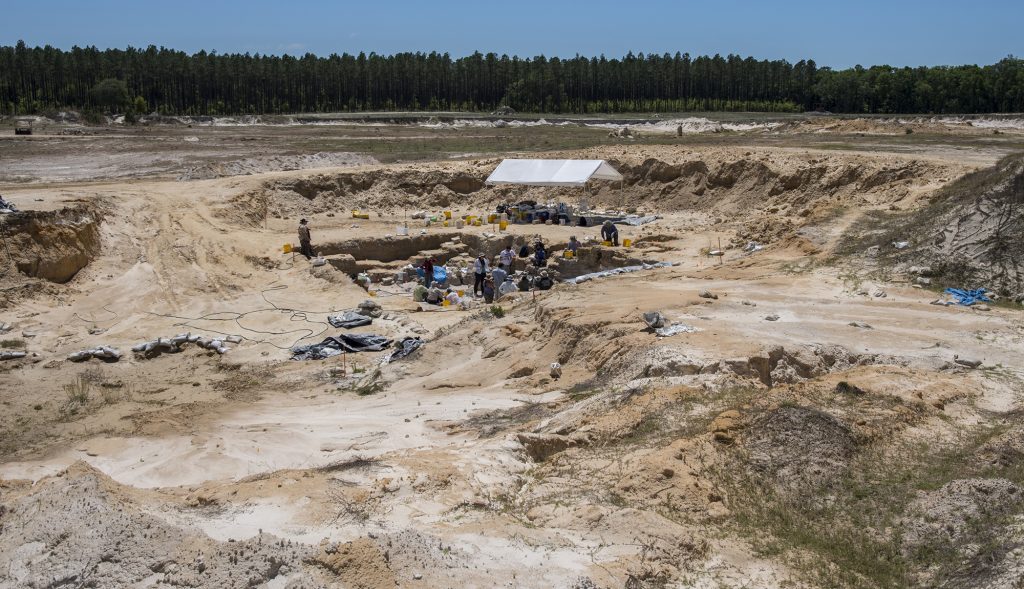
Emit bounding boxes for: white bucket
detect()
[396,225,409,236]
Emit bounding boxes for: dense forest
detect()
[1,41,1023,116]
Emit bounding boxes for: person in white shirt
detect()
[444,288,461,305]
[473,253,488,297]
[498,277,518,298]
[499,245,516,272]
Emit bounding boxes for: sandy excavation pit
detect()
[2,118,1024,588]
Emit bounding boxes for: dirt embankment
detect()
[221,150,962,253]
[838,153,1024,297]
[1,203,102,284]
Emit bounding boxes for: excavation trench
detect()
[0,204,102,284]
[318,231,662,286]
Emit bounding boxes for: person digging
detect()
[601,220,619,247]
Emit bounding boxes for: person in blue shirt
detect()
[492,263,508,290]
[533,242,547,267]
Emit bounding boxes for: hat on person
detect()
[300,218,308,224]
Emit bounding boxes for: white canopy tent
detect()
[485,159,623,187]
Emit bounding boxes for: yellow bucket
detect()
[488,214,497,223]
[444,210,452,219]
[283,243,293,253]
[466,215,476,225]
[443,220,450,227]
[602,240,612,247]
[623,239,632,247]
[352,210,369,220]
[563,250,574,258]
[442,299,451,307]
[499,220,508,231]
[457,290,465,297]
[473,219,482,226]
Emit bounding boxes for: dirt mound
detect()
[305,539,396,589]
[901,478,1024,588]
[0,463,325,588]
[0,204,101,283]
[741,406,858,492]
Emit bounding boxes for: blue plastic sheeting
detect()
[414,266,449,283]
[944,288,991,306]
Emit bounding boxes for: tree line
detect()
[1,41,1022,116]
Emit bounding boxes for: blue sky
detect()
[1,0,1020,68]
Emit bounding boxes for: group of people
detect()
[294,218,622,309]
[417,239,561,305]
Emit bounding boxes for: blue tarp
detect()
[944,288,991,306]
[414,266,449,283]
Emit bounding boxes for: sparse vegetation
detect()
[0,339,25,349]
[489,305,505,318]
[717,425,1024,589]
[58,376,91,420]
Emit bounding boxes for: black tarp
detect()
[385,337,423,363]
[291,334,392,360]
[327,311,373,329]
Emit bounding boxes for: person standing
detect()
[473,253,488,297]
[499,244,516,273]
[492,263,508,290]
[483,276,496,303]
[297,219,313,260]
[422,257,435,288]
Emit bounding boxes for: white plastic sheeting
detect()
[565,261,675,285]
[485,159,623,187]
